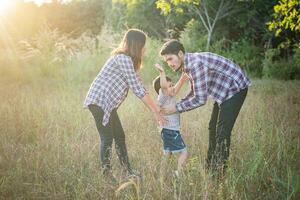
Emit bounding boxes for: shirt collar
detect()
[183,53,192,72]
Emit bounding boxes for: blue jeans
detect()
[88,104,131,174]
[161,128,186,153]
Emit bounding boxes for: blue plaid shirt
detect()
[176,52,251,112]
[84,54,147,126]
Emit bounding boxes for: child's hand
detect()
[154,63,164,73]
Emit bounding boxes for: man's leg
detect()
[214,88,248,172]
[206,102,219,170]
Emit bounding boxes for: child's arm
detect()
[172,72,189,96]
[155,64,169,93]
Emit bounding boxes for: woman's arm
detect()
[141,94,166,126]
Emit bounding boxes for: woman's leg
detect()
[88,105,114,174]
[110,109,132,173]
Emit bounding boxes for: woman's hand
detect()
[154,111,166,126]
[141,94,166,126]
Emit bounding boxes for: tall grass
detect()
[0,27,299,199]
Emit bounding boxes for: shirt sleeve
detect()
[118,55,147,98]
[181,81,194,102]
[176,63,208,112]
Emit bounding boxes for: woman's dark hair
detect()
[153,76,172,94]
[160,39,185,56]
[112,29,146,71]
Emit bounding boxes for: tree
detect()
[110,0,167,38]
[41,0,105,37]
[267,0,300,57]
[156,0,236,50]
[267,0,300,37]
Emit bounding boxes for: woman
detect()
[84,29,164,179]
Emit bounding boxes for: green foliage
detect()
[41,0,105,36]
[263,47,300,80]
[222,39,264,78]
[180,19,207,52]
[109,0,167,38]
[267,0,300,36]
[218,0,277,42]
[180,21,264,77]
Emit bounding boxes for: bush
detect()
[181,22,264,78]
[180,19,207,52]
[223,39,264,78]
[263,47,300,80]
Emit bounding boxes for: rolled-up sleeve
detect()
[118,55,146,98]
[176,64,208,112]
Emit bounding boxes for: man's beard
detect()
[175,62,183,72]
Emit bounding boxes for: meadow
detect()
[0,32,299,199]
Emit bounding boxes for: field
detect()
[0,45,299,199]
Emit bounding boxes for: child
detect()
[153,64,189,178]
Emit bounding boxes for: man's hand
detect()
[181,72,190,82]
[154,63,164,73]
[160,105,177,115]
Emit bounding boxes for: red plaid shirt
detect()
[84,54,147,126]
[176,52,251,112]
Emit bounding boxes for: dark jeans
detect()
[206,88,248,172]
[88,104,131,174]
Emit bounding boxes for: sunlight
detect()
[24,0,52,6]
[0,0,12,13]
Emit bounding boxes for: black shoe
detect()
[103,170,118,185]
[127,169,142,179]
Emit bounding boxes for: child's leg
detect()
[160,153,172,174]
[177,150,188,173]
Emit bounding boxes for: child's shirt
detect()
[157,89,180,131]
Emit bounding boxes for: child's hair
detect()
[153,76,172,94]
[160,39,185,56]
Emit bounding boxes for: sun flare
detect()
[0,0,12,13]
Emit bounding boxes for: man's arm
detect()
[176,64,208,113]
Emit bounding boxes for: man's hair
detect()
[160,39,185,56]
[153,76,172,94]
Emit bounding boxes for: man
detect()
[159,40,251,176]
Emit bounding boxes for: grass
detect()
[0,31,299,199]
[0,67,299,199]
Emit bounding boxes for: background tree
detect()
[267,0,300,57]
[156,0,236,50]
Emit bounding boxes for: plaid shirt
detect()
[176,52,251,113]
[84,54,147,126]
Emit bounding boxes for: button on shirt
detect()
[84,54,147,126]
[176,52,251,113]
